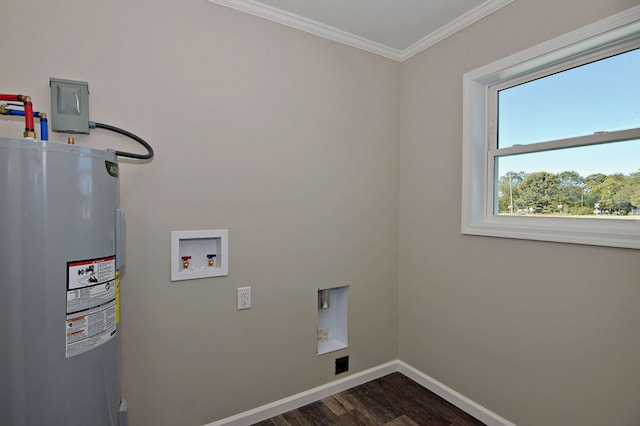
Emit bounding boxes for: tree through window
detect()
[494,48,640,217]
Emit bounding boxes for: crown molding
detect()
[400,0,515,61]
[207,0,514,62]
[207,0,403,60]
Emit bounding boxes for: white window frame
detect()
[462,5,640,249]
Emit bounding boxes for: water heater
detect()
[0,137,125,425]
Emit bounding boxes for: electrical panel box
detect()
[50,77,90,134]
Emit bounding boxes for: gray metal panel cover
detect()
[0,138,121,425]
[49,78,90,134]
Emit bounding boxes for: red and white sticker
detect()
[66,256,117,358]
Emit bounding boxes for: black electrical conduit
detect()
[89,121,154,160]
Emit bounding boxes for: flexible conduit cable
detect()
[90,121,154,160]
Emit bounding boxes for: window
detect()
[462,6,640,249]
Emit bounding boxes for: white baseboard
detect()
[395,361,516,426]
[204,360,515,426]
[204,361,398,426]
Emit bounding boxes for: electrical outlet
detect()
[237,287,251,310]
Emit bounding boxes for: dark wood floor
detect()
[252,372,485,425]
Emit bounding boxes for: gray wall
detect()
[1,0,399,425]
[399,1,640,425]
[2,0,640,425]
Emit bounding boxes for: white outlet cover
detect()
[238,287,251,310]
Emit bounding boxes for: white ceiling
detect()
[208,0,513,61]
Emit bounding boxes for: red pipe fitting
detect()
[181,256,192,269]
[0,94,21,102]
[0,93,36,138]
[22,96,35,137]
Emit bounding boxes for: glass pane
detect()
[495,140,640,216]
[497,48,640,148]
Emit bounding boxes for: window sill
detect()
[462,215,640,249]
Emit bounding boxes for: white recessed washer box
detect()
[317,285,348,355]
[171,229,228,281]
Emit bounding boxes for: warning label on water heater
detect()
[66,256,117,358]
